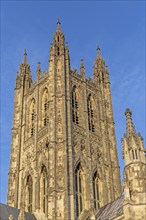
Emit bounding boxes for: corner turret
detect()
[93,46,107,83]
[16,50,32,90]
[121,108,146,204]
[122,108,145,166]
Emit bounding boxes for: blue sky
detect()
[0,1,145,204]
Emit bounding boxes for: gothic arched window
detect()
[26,175,33,213]
[40,166,47,214]
[29,99,36,136]
[93,171,100,209]
[75,163,84,217]
[131,149,138,160]
[87,95,95,132]
[42,89,49,127]
[135,150,138,159]
[72,86,79,124]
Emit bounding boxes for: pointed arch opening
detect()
[40,165,47,214]
[72,86,79,124]
[26,175,33,213]
[75,163,84,217]
[87,95,95,132]
[93,171,101,210]
[42,88,49,127]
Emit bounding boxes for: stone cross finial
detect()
[56,18,61,31]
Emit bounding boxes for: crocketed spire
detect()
[125,108,136,137]
[94,45,105,68]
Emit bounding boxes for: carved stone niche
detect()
[81,139,85,151]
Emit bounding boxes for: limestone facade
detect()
[7,21,145,220]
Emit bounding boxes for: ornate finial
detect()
[57,18,61,25]
[125,108,136,136]
[96,44,101,58]
[23,49,27,64]
[24,49,27,55]
[56,18,61,31]
[80,59,85,76]
[125,108,132,116]
[80,59,84,67]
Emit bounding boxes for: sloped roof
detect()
[0,203,36,220]
[95,196,124,220]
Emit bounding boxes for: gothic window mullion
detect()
[88,97,95,132]
[72,87,79,124]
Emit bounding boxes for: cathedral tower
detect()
[7,21,122,220]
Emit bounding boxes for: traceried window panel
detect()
[75,163,84,217]
[87,94,95,132]
[26,175,33,213]
[29,98,36,136]
[42,88,49,127]
[72,86,79,124]
[93,171,101,210]
[40,165,47,214]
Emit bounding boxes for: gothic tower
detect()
[7,21,122,220]
[122,108,146,220]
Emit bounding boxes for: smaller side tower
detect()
[121,108,146,220]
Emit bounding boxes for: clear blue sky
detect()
[1,1,145,204]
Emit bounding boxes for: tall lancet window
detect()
[42,88,49,127]
[26,175,33,213]
[40,166,47,214]
[93,171,100,209]
[87,95,95,132]
[75,163,84,217]
[29,99,36,136]
[72,86,79,124]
